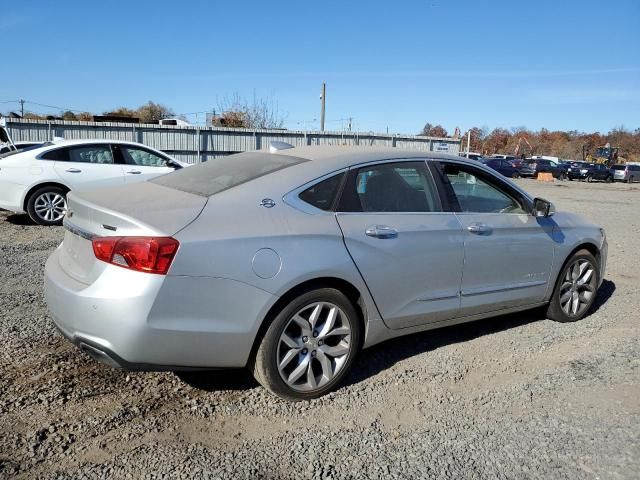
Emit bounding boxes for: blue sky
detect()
[1,0,638,135]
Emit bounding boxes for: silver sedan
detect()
[45,145,608,401]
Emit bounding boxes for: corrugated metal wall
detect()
[4,118,461,164]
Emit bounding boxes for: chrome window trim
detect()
[283,168,348,215]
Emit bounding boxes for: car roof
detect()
[273,145,465,171]
[49,139,142,147]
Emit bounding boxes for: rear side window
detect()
[299,173,344,211]
[611,165,625,170]
[67,145,114,164]
[41,148,70,161]
[151,152,308,197]
[339,161,440,213]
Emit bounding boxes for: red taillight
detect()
[92,236,179,275]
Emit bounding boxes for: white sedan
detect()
[0,139,186,225]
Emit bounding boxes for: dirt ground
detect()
[0,178,638,479]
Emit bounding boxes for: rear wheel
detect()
[586,175,593,183]
[26,186,67,226]
[252,288,361,401]
[546,249,599,323]
[511,171,519,179]
[605,175,613,183]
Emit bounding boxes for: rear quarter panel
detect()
[169,177,384,347]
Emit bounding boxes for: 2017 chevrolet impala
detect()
[45,144,607,400]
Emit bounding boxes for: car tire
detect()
[511,171,519,179]
[26,186,68,226]
[252,288,361,401]
[605,176,613,183]
[546,249,599,323]
[586,175,593,183]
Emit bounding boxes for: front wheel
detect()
[605,175,613,183]
[26,186,67,226]
[546,249,599,323]
[252,288,361,401]
[586,175,593,183]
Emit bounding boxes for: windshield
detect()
[0,142,51,159]
[151,151,308,197]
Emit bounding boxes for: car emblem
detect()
[260,198,276,208]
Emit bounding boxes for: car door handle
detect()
[365,225,398,239]
[127,170,142,174]
[467,223,492,234]
[65,168,82,173]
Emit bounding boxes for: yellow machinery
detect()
[586,143,620,165]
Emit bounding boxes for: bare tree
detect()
[215,93,285,129]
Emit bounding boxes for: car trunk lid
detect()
[59,181,207,284]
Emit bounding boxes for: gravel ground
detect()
[0,179,639,479]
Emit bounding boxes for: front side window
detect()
[120,145,168,167]
[339,161,440,213]
[439,163,526,214]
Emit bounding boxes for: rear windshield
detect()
[611,165,626,171]
[0,142,50,159]
[151,151,308,197]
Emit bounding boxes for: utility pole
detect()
[466,130,471,157]
[20,99,25,118]
[348,117,352,132]
[320,83,326,132]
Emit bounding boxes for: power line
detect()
[24,100,87,113]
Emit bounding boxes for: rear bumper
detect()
[45,246,276,370]
[0,179,26,213]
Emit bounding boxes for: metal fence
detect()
[4,118,461,164]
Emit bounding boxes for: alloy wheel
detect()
[559,259,596,317]
[276,302,352,392]
[34,192,67,223]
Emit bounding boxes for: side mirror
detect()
[533,197,555,217]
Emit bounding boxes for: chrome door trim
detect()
[461,280,547,297]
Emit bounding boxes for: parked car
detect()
[45,145,608,401]
[489,154,517,161]
[523,158,567,179]
[0,139,186,225]
[611,164,640,183]
[0,141,47,155]
[458,152,484,161]
[481,158,520,178]
[516,162,537,178]
[567,163,613,182]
